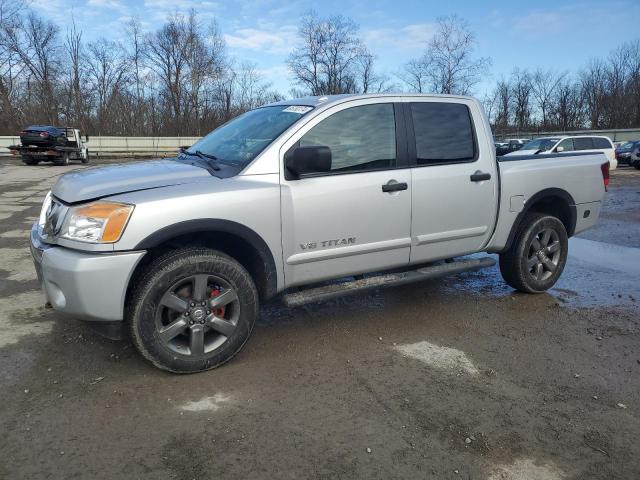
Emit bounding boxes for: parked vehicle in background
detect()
[615,140,640,167]
[495,138,528,156]
[20,125,69,148]
[10,128,90,166]
[30,94,609,373]
[495,141,508,155]
[506,135,617,169]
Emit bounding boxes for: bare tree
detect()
[288,11,375,95]
[3,13,61,123]
[62,20,86,129]
[402,15,491,95]
[86,39,131,133]
[510,69,533,130]
[531,69,565,129]
[493,78,511,131]
[552,77,584,130]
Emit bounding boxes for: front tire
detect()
[128,248,259,373]
[499,214,568,293]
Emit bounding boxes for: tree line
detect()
[1,2,639,136]
[0,1,282,136]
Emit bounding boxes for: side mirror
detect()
[85,135,90,142]
[179,145,190,153]
[285,146,331,178]
[556,146,564,152]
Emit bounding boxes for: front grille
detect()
[43,199,67,238]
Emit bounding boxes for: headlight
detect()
[60,202,134,243]
[38,191,52,227]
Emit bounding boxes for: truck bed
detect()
[486,151,608,252]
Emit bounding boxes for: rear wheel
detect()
[499,214,568,293]
[128,248,259,373]
[22,156,39,166]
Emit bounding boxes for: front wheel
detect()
[499,214,568,293]
[128,248,259,373]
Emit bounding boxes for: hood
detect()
[53,159,213,203]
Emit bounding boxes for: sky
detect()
[30,0,640,96]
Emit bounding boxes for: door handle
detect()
[470,171,491,182]
[382,181,408,193]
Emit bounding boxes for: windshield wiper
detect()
[181,150,221,170]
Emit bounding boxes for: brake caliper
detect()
[210,288,226,318]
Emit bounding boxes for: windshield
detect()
[184,105,313,167]
[521,138,560,151]
[618,141,635,151]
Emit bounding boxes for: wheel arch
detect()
[503,188,577,252]
[131,219,278,301]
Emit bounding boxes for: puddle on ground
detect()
[178,393,234,412]
[443,238,640,309]
[488,457,566,480]
[394,340,480,375]
[569,237,640,276]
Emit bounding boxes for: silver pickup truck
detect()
[30,94,609,373]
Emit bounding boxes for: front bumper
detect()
[30,224,146,322]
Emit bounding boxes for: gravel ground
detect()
[0,158,639,480]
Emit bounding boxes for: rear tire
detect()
[128,248,259,373]
[635,163,640,170]
[499,214,568,293]
[22,156,39,166]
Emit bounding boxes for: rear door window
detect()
[573,137,594,150]
[409,102,476,165]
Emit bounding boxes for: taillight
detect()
[19,130,26,135]
[600,162,610,192]
[39,131,49,137]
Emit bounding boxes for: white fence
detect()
[0,136,202,157]
[494,128,640,142]
[3,127,639,158]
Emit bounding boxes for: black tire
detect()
[55,152,70,166]
[22,156,39,166]
[499,214,568,293]
[128,248,259,373]
[635,163,640,170]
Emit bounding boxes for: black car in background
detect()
[615,140,640,167]
[19,125,69,148]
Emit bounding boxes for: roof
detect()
[266,93,477,109]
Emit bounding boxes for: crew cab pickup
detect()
[30,94,609,373]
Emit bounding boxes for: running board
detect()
[281,257,496,307]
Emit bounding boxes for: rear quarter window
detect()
[592,137,613,149]
[410,102,476,165]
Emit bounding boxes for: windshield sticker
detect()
[283,105,313,114]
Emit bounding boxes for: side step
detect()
[281,257,496,307]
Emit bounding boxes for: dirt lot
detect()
[0,158,639,480]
